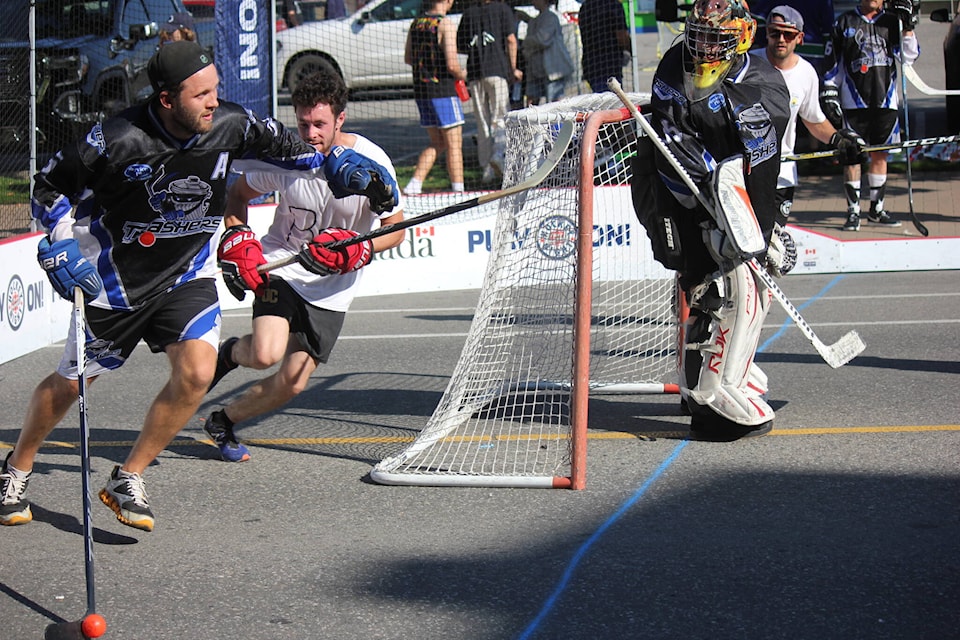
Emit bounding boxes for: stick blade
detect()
[44,620,85,640]
[821,331,866,369]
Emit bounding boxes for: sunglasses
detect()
[767,29,800,41]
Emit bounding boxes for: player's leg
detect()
[841,109,869,231]
[99,279,219,531]
[864,109,901,226]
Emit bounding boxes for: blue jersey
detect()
[32,101,325,311]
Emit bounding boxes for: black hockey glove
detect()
[830,128,868,166]
[888,0,920,29]
[819,87,844,130]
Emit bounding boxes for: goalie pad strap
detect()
[681,263,774,426]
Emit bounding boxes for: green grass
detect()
[0,174,30,205]
[394,163,485,193]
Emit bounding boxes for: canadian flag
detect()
[415,227,435,238]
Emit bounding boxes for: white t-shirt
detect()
[752,51,826,188]
[243,135,402,312]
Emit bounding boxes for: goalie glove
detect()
[218,225,268,301]
[298,227,373,276]
[766,224,797,277]
[323,146,399,214]
[830,128,867,166]
[819,87,844,130]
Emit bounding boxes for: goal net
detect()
[370,93,680,489]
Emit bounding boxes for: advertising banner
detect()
[215,0,272,118]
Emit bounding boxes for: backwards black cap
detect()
[147,40,214,94]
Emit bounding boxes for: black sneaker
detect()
[208,337,239,391]
[0,452,32,526]
[203,410,251,462]
[842,212,860,231]
[866,209,902,227]
[99,466,154,532]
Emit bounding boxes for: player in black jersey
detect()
[631,0,789,440]
[0,41,399,531]
[821,0,919,230]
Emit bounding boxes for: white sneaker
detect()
[403,181,422,196]
[99,466,155,532]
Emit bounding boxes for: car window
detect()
[367,0,422,22]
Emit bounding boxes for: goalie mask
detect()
[684,0,756,100]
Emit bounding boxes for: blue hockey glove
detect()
[323,146,400,214]
[37,236,103,301]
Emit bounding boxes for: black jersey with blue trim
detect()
[822,8,916,110]
[31,101,324,311]
[649,43,790,238]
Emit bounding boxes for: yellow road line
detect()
[1,425,956,451]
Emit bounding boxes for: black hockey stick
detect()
[896,20,928,237]
[783,133,960,162]
[257,121,576,274]
[44,289,107,640]
[609,78,865,368]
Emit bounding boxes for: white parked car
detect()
[275,0,581,92]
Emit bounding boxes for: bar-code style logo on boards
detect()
[535,216,577,259]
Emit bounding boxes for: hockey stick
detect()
[783,133,960,161]
[897,20,928,237]
[257,121,576,274]
[608,78,865,368]
[903,64,960,96]
[44,290,107,640]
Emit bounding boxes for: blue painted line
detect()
[516,440,689,640]
[517,275,847,640]
[758,274,847,353]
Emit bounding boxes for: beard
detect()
[171,100,215,136]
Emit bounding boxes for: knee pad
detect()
[680,263,773,426]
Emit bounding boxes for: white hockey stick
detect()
[257,121,575,274]
[608,78,865,368]
[903,64,960,96]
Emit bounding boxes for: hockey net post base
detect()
[369,93,681,490]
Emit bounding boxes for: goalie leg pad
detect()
[682,263,774,426]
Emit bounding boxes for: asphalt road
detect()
[0,270,957,640]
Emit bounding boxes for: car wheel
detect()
[286,55,340,94]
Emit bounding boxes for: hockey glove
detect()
[830,128,868,166]
[889,0,920,29]
[819,87,844,130]
[217,225,268,301]
[298,227,373,276]
[323,146,399,214]
[37,236,103,301]
[765,224,797,277]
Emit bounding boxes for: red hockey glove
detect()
[298,227,373,276]
[217,225,268,301]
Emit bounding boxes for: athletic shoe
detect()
[208,337,239,391]
[842,212,860,231]
[866,209,902,227]
[203,410,251,462]
[0,452,32,526]
[99,466,154,532]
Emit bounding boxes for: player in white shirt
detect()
[754,5,865,229]
[203,68,406,461]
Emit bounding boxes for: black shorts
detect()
[844,108,900,146]
[58,278,220,379]
[252,278,345,364]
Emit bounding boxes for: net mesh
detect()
[370,93,679,487]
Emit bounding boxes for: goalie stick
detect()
[903,64,960,96]
[783,133,960,161]
[257,121,576,274]
[44,290,107,640]
[608,78,865,368]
